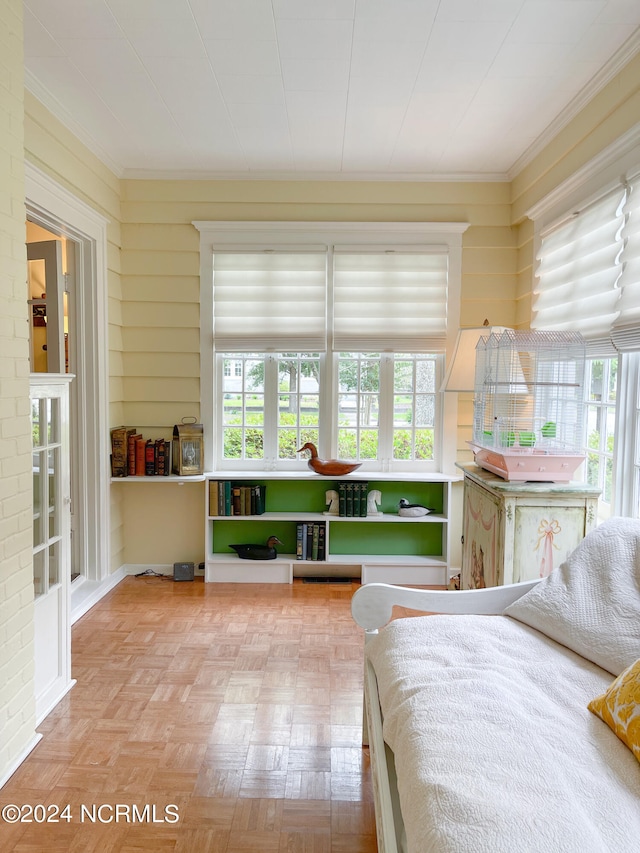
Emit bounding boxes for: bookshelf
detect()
[205,471,460,585]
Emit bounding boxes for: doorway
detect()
[26,162,110,622]
[26,224,80,581]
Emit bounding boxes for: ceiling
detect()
[23,0,640,181]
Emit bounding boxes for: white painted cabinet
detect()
[458,463,600,589]
[31,375,75,722]
[204,471,461,586]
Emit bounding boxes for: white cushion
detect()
[504,517,640,676]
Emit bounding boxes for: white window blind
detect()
[532,190,624,356]
[332,249,449,351]
[612,175,640,351]
[213,250,327,351]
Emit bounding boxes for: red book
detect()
[128,432,142,475]
[135,436,146,476]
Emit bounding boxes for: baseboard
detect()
[123,563,174,577]
[123,563,206,578]
[71,567,127,624]
[0,734,43,791]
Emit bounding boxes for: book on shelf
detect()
[110,426,136,477]
[127,432,142,475]
[317,523,326,560]
[295,522,326,561]
[111,427,175,477]
[208,481,266,516]
[209,480,219,516]
[296,523,304,560]
[155,439,166,475]
[134,436,146,476]
[144,440,156,476]
[337,481,369,516]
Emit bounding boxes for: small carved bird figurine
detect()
[398,498,433,517]
[229,536,282,560]
[297,442,362,476]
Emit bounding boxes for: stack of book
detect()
[338,482,369,517]
[110,427,173,477]
[296,522,326,561]
[209,481,266,516]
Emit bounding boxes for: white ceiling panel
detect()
[23,0,640,179]
[281,58,350,93]
[275,19,354,61]
[190,0,277,40]
[273,0,355,19]
[204,39,281,77]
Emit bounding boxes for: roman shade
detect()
[532,190,624,357]
[212,250,327,351]
[611,175,640,351]
[332,248,449,352]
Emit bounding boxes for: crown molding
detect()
[525,120,640,222]
[508,28,640,181]
[24,70,125,179]
[121,167,508,183]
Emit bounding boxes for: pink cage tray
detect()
[468,443,585,483]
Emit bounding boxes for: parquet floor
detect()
[0,577,380,852]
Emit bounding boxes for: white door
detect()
[31,376,75,722]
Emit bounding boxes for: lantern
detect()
[172,418,204,476]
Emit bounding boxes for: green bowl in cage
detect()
[519,431,536,447]
[541,421,557,438]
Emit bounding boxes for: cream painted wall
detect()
[0,0,38,785]
[118,179,516,566]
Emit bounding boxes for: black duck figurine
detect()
[229,536,282,560]
[398,498,434,517]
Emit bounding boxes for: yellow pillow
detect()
[588,658,640,764]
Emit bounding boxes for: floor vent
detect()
[302,577,353,584]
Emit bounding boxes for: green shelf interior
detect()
[328,520,442,556]
[211,478,444,515]
[211,517,443,558]
[212,520,301,556]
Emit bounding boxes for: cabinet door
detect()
[462,481,502,589]
[31,377,73,722]
[513,504,587,582]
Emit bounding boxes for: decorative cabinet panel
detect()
[458,463,600,589]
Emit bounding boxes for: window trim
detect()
[195,221,468,473]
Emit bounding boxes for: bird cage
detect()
[469,330,586,482]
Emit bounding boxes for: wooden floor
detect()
[0,577,380,852]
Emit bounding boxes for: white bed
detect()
[351,518,640,853]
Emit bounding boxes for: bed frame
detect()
[351,580,540,853]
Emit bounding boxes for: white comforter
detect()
[366,614,640,853]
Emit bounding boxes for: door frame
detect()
[25,162,111,615]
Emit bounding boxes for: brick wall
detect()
[0,0,38,782]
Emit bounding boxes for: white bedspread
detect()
[366,614,640,853]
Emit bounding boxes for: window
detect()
[219,352,321,464]
[195,222,467,472]
[584,357,617,514]
[532,170,640,519]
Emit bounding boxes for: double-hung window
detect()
[532,171,640,519]
[195,222,466,473]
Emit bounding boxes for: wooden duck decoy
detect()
[297,442,362,476]
[398,498,433,517]
[229,536,282,560]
